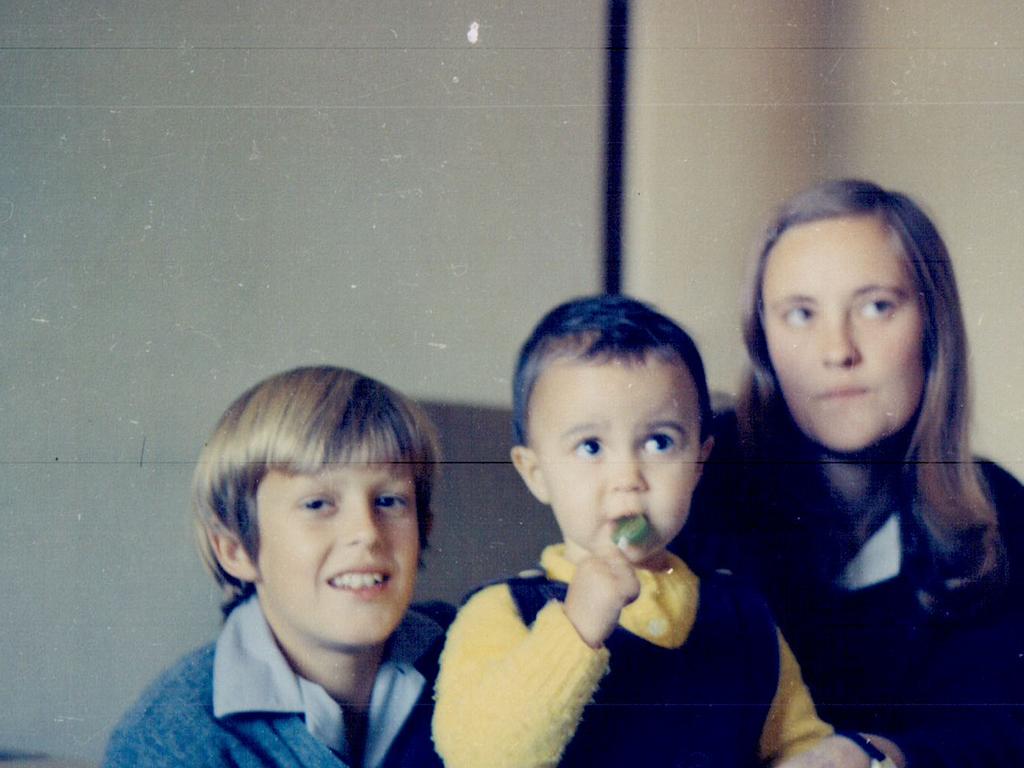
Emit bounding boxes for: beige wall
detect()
[625,1,1024,472]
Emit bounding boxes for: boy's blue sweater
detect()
[103,604,449,768]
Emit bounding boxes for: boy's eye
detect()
[782,306,813,327]
[302,497,332,513]
[375,494,411,515]
[575,439,602,458]
[643,433,676,454]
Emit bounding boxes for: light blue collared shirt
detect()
[212,597,442,768]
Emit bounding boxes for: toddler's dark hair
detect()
[512,294,712,445]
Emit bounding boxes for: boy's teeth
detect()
[330,573,385,589]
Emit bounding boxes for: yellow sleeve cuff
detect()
[759,630,834,763]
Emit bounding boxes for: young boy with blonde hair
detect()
[433,295,848,767]
[105,366,449,768]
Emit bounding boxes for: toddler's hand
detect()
[563,547,641,648]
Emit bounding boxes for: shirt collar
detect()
[839,513,902,590]
[213,596,303,718]
[213,597,444,765]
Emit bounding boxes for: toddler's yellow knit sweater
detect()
[432,544,831,768]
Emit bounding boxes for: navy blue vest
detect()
[507,574,779,768]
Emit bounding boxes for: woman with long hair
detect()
[677,179,1024,767]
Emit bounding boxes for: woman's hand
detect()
[773,733,905,768]
[773,735,871,768]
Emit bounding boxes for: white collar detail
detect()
[839,513,901,590]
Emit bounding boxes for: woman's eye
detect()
[575,439,601,458]
[644,434,676,453]
[861,299,895,319]
[783,306,813,327]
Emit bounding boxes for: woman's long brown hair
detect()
[738,179,1003,599]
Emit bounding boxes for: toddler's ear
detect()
[510,445,551,505]
[693,435,715,482]
[207,525,259,584]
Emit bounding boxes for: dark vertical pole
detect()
[603,0,629,295]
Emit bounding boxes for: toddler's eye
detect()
[644,433,675,453]
[783,306,813,327]
[302,498,331,513]
[575,439,601,458]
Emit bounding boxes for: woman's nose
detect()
[820,317,861,368]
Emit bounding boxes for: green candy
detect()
[613,515,650,548]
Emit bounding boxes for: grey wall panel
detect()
[0,2,606,761]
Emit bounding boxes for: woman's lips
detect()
[816,386,869,400]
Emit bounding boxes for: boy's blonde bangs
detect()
[192,366,440,613]
[217,368,432,471]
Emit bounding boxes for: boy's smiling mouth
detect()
[328,571,388,591]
